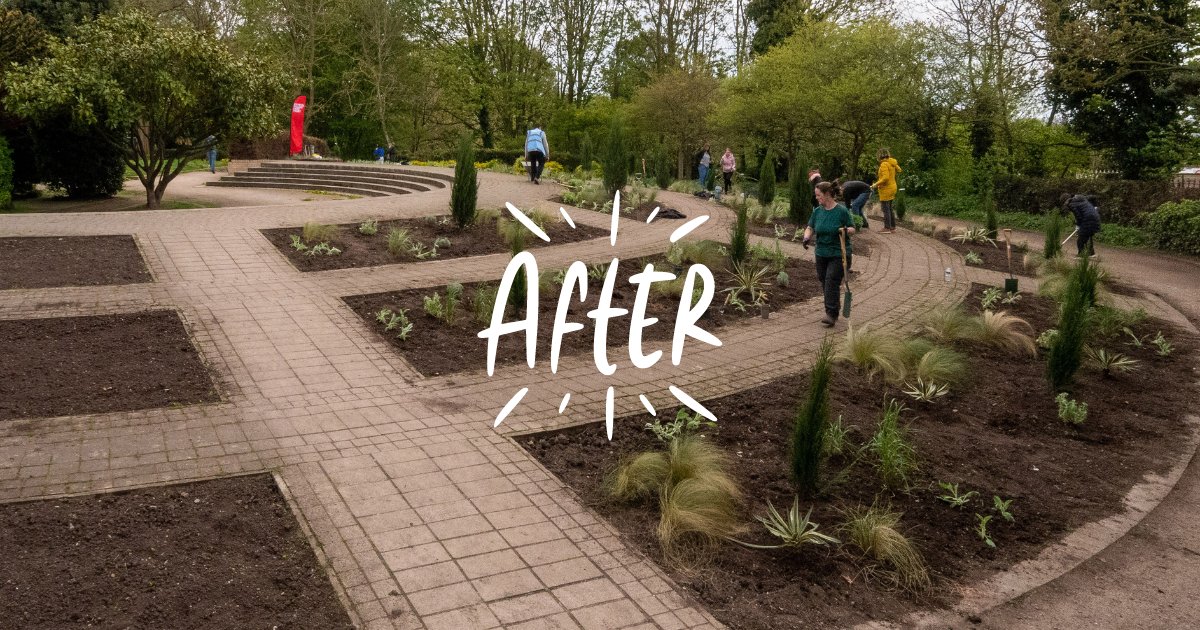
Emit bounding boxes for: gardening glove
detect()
[802,236,811,249]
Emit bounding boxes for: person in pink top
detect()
[720,148,736,194]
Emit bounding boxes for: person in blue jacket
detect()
[525,125,549,184]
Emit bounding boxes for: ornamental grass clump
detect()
[1043,211,1065,259]
[608,434,743,561]
[841,504,930,590]
[792,339,833,497]
[869,399,917,490]
[837,325,906,382]
[918,305,982,344]
[976,310,1037,356]
[302,221,338,243]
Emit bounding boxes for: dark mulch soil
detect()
[0,236,151,290]
[937,232,1031,276]
[0,311,219,421]
[0,474,354,629]
[518,283,1198,629]
[262,215,608,272]
[344,253,821,377]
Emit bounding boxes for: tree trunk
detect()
[144,181,159,209]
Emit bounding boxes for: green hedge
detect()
[1144,200,1200,256]
[994,175,1200,227]
[0,135,12,210]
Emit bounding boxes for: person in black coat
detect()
[1061,193,1102,257]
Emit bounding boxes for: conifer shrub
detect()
[450,134,478,228]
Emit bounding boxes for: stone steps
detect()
[207,160,453,197]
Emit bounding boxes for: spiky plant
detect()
[869,399,917,490]
[792,338,834,496]
[732,497,839,549]
[730,201,749,264]
[976,310,1037,356]
[450,134,478,228]
[723,264,770,309]
[841,504,930,591]
[1084,346,1140,376]
[386,227,411,257]
[472,283,499,324]
[836,325,907,382]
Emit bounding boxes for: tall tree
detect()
[6,11,285,207]
[745,0,892,56]
[629,68,718,178]
[1041,0,1198,179]
[547,0,625,103]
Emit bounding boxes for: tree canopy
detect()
[5,10,286,207]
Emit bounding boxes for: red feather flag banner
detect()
[289,95,306,155]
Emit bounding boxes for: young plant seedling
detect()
[993,496,1015,523]
[1152,332,1173,356]
[1123,327,1146,349]
[1055,392,1087,425]
[964,251,983,265]
[644,408,714,441]
[980,287,1003,310]
[975,513,995,548]
[358,219,379,235]
[375,308,414,341]
[289,234,309,252]
[937,482,978,508]
[1001,291,1021,305]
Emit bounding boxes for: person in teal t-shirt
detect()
[802,181,855,327]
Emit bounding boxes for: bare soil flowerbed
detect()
[0,235,152,289]
[935,231,1031,276]
[261,215,608,272]
[344,252,821,377]
[0,474,353,629]
[518,284,1197,629]
[0,310,218,421]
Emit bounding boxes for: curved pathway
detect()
[0,169,1051,630]
[912,213,1200,630]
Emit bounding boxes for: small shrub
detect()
[776,270,790,287]
[788,164,811,225]
[357,219,378,235]
[668,179,702,194]
[980,287,1003,310]
[1037,328,1059,349]
[964,251,983,265]
[837,325,906,382]
[792,339,834,496]
[1047,261,1091,389]
[450,134,479,228]
[723,264,770,311]
[895,192,907,222]
[1055,392,1088,425]
[579,132,594,172]
[302,221,338,243]
[841,505,930,590]
[869,399,917,490]
[0,136,12,210]
[654,146,673,189]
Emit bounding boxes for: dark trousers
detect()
[723,171,733,192]
[881,200,895,229]
[1077,228,1097,256]
[528,151,546,181]
[815,254,850,319]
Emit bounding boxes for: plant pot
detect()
[1004,278,1019,293]
[760,303,770,319]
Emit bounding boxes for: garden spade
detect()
[1061,227,1079,248]
[839,228,852,319]
[1003,229,1018,293]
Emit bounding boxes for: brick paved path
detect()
[0,168,967,629]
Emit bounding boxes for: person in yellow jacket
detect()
[869,148,902,233]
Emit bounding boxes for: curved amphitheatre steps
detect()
[206,160,454,197]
